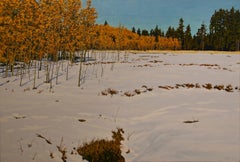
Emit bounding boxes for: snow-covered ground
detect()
[0,51,239,161]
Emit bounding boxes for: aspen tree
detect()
[63,0,81,80]
[78,0,97,87]
[0,0,20,77]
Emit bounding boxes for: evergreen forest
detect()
[132,7,240,51]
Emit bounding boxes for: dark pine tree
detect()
[177,18,185,49]
[132,27,136,33]
[184,24,192,50]
[141,29,149,36]
[137,28,141,36]
[195,22,207,50]
[104,20,108,26]
[208,7,240,51]
[166,26,176,38]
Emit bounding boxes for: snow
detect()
[0,51,240,161]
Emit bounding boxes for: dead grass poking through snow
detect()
[77,128,125,162]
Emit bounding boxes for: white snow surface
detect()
[0,51,240,161]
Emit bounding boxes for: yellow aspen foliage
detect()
[0,0,180,67]
[92,25,180,50]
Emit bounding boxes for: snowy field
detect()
[0,51,240,161]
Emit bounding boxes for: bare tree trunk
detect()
[61,51,65,72]
[45,60,51,83]
[27,61,31,80]
[78,51,85,87]
[37,61,40,79]
[38,59,42,79]
[56,61,60,85]
[20,63,23,86]
[66,60,69,81]
[11,64,14,76]
[33,60,37,89]
[55,51,60,85]
[101,53,105,78]
[45,63,49,83]
[236,39,240,51]
[5,63,8,78]
[49,62,55,91]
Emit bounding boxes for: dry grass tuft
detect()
[225,84,233,92]
[134,89,141,94]
[202,83,212,90]
[101,88,119,96]
[124,91,136,97]
[214,84,225,90]
[77,128,125,162]
[195,83,201,88]
[158,85,174,90]
[57,138,67,162]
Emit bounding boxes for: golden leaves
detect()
[92,25,180,50]
[0,0,180,66]
[1,0,98,63]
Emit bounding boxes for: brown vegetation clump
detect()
[108,88,119,95]
[158,85,174,90]
[101,90,108,96]
[200,64,219,67]
[124,91,136,97]
[142,85,148,89]
[183,119,199,124]
[57,138,67,162]
[101,88,119,96]
[135,64,153,67]
[225,84,233,92]
[149,60,163,63]
[214,84,225,90]
[134,89,141,95]
[147,87,153,91]
[195,83,201,88]
[175,84,184,88]
[184,83,195,88]
[77,128,125,162]
[101,83,238,98]
[202,83,212,90]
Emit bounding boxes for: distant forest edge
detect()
[0,0,239,70]
[129,7,240,51]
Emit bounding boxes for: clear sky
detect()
[92,0,240,35]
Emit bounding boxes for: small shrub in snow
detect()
[202,83,212,90]
[77,128,125,162]
[124,91,136,97]
[134,89,141,94]
[101,88,119,96]
[225,84,233,92]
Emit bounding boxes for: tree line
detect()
[93,24,180,50]
[131,7,240,51]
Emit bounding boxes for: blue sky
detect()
[92,0,240,35]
